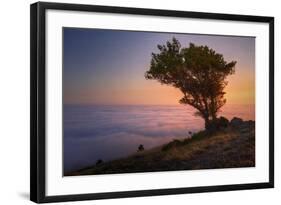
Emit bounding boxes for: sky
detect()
[63,28,255,106]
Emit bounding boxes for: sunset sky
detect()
[63,28,255,106]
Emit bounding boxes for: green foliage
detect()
[162,139,182,151]
[162,130,207,151]
[145,38,236,129]
[190,130,208,140]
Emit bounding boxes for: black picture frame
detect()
[30,1,274,203]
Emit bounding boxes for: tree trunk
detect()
[210,111,217,122]
[204,116,211,130]
[210,98,217,121]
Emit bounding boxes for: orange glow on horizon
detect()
[65,72,254,106]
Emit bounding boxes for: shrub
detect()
[162,131,207,151]
[138,144,144,152]
[206,116,229,132]
[162,139,181,151]
[96,159,103,166]
[230,117,243,127]
[191,130,207,140]
[218,116,229,128]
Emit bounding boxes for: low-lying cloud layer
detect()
[63,104,254,172]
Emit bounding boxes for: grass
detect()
[162,130,208,151]
[66,121,255,176]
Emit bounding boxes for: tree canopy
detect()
[145,38,236,129]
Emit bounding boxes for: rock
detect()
[243,120,255,129]
[230,117,243,127]
[247,120,255,126]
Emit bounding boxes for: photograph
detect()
[63,28,255,176]
[29,2,274,202]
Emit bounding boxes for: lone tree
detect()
[145,38,236,130]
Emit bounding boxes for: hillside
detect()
[67,119,255,176]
